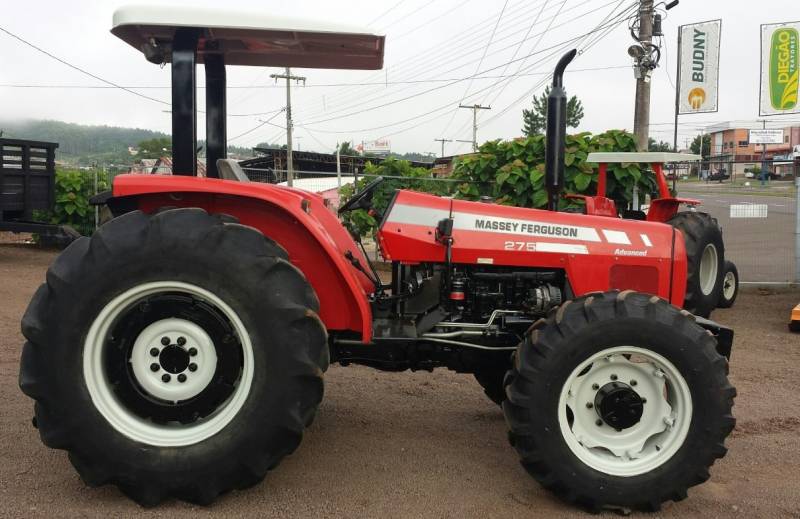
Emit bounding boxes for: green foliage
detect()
[452,130,656,210]
[648,138,675,152]
[690,134,711,158]
[337,141,359,156]
[137,137,172,159]
[521,85,584,136]
[339,158,451,237]
[0,118,168,167]
[254,142,286,151]
[35,168,108,236]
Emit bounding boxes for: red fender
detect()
[112,175,374,342]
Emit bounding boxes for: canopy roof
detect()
[586,152,701,164]
[112,5,385,69]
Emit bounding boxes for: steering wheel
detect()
[338,176,384,214]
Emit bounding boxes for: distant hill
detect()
[0,119,265,166]
[0,119,169,166]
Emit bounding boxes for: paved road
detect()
[677,186,797,283]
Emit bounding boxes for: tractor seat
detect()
[216,159,250,182]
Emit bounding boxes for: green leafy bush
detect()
[36,168,108,236]
[452,130,656,210]
[339,157,451,237]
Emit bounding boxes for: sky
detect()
[1,0,799,157]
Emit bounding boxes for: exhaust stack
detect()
[545,49,577,212]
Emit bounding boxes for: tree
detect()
[648,138,674,152]
[521,86,584,136]
[337,141,358,156]
[137,137,172,159]
[690,134,711,158]
[254,142,283,150]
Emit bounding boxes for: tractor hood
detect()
[378,190,687,305]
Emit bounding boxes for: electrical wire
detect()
[438,0,509,136]
[228,109,285,142]
[291,0,588,123]
[0,25,170,106]
[368,0,407,26]
[298,5,634,130]
[0,24,287,119]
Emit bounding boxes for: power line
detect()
[439,0,508,136]
[479,0,555,109]
[0,68,630,90]
[0,25,170,106]
[228,109,285,142]
[292,0,609,124]
[368,0,406,26]
[0,25,286,119]
[299,14,636,131]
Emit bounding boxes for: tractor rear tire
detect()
[668,211,724,318]
[503,291,735,513]
[473,369,507,406]
[19,208,328,506]
[717,260,739,308]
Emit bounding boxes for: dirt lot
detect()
[1,244,799,518]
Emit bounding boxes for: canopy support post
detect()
[171,28,198,176]
[204,53,226,179]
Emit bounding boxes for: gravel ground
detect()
[1,244,799,518]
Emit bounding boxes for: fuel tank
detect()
[377,190,687,305]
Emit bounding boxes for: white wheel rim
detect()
[723,271,736,300]
[129,319,218,402]
[557,346,693,477]
[699,244,719,296]
[83,281,254,447]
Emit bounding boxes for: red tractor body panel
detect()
[379,191,687,305]
[113,175,375,341]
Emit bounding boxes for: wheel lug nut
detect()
[178,374,187,383]
[586,402,593,409]
[188,363,197,372]
[177,336,186,346]
[610,374,618,381]
[161,336,170,345]
[162,374,171,383]
[595,419,603,426]
[150,347,160,357]
[630,379,637,386]
[150,363,159,372]
[591,383,599,390]
[188,347,198,357]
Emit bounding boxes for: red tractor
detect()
[19,6,735,513]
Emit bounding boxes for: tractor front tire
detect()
[668,211,724,318]
[717,260,739,308]
[19,208,328,506]
[473,368,507,406]
[503,291,735,512]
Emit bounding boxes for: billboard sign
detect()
[760,22,800,115]
[362,139,391,155]
[749,128,785,144]
[678,19,721,114]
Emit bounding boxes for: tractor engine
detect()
[444,267,563,322]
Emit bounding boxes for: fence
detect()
[676,177,798,284]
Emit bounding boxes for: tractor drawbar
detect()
[545,49,577,212]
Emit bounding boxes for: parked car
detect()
[707,169,730,182]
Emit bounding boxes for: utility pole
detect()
[270,67,306,186]
[459,104,491,151]
[632,0,654,152]
[434,138,453,157]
